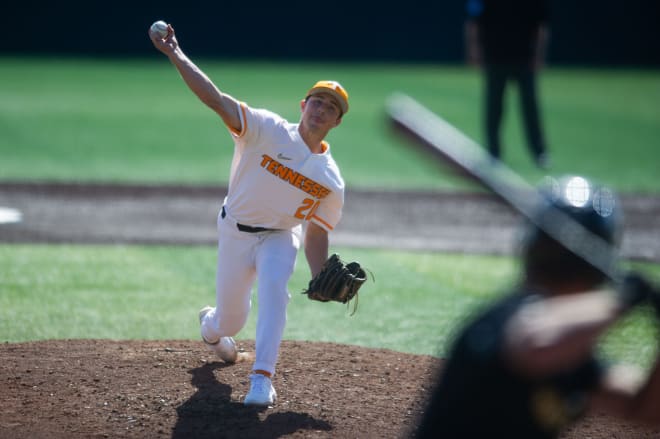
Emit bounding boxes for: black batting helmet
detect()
[521,175,623,286]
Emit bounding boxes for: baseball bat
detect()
[385,92,621,282]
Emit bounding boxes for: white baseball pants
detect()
[200,208,301,376]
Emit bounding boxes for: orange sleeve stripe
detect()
[311,214,333,231]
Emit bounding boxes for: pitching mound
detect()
[1,340,658,438]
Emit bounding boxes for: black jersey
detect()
[416,292,603,438]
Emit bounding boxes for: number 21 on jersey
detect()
[295,198,320,220]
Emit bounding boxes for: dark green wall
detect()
[3,0,659,66]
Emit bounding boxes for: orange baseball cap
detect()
[307,80,349,115]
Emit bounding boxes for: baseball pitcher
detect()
[149,21,363,407]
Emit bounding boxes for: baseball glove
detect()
[302,253,369,314]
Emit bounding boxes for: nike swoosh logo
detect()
[277,153,293,161]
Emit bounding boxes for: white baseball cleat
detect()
[198,306,238,363]
[244,373,277,407]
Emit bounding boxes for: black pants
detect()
[484,64,546,160]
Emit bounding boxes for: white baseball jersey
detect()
[223,102,345,232]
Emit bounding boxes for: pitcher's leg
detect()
[252,231,299,375]
[200,220,256,344]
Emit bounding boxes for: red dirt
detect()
[2,340,659,438]
[1,340,437,439]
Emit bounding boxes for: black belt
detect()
[222,206,273,233]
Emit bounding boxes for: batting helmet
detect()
[521,175,623,286]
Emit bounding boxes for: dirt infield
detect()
[1,182,659,438]
[2,340,659,439]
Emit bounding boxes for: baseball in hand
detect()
[150,20,169,39]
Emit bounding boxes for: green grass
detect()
[1,57,659,191]
[2,245,658,368]
[1,59,659,369]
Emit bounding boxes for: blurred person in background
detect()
[465,0,551,169]
[414,175,660,438]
